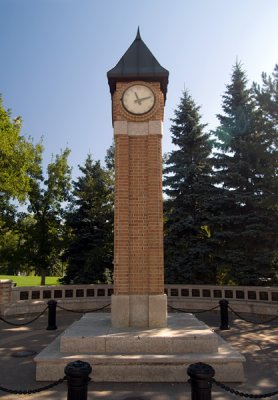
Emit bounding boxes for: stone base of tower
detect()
[111,294,167,328]
[35,313,245,382]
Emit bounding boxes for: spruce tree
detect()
[164,90,217,284]
[253,64,278,128]
[61,155,113,284]
[212,63,277,285]
[253,65,278,282]
[253,64,278,209]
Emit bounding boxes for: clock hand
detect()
[139,96,152,102]
[134,92,142,105]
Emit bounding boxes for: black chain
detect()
[168,304,219,314]
[57,303,111,313]
[228,306,278,325]
[0,306,48,326]
[0,376,66,394]
[213,379,278,398]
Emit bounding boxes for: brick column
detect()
[111,120,167,328]
[147,124,164,295]
[114,133,130,295]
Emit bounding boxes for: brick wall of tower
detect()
[114,133,164,295]
[147,134,164,294]
[128,135,149,294]
[113,81,164,296]
[114,135,130,294]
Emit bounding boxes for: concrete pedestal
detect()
[35,313,245,382]
[111,294,167,328]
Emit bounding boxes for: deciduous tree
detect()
[21,149,72,284]
[0,97,42,274]
[0,96,42,202]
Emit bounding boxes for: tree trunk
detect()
[40,271,46,286]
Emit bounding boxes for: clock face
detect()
[122,84,155,115]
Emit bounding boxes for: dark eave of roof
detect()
[107,28,169,101]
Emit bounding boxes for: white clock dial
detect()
[122,84,155,115]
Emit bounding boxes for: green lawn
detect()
[0,275,61,286]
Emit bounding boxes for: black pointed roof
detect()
[107,28,169,101]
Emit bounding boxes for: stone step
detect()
[35,313,245,383]
[35,334,245,382]
[60,313,219,354]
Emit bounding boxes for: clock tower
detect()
[107,29,169,328]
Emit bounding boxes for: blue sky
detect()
[1,0,278,179]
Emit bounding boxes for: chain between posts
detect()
[0,360,92,397]
[213,378,278,398]
[0,306,48,326]
[0,377,66,395]
[228,305,278,325]
[57,303,111,313]
[168,304,219,314]
[188,363,278,400]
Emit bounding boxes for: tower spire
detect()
[107,29,169,100]
[136,26,141,40]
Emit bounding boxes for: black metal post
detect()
[219,299,229,330]
[46,299,57,330]
[187,362,215,400]
[65,360,92,400]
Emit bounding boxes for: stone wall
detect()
[0,279,13,314]
[0,283,277,316]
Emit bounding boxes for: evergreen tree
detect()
[104,142,115,175]
[61,155,113,284]
[252,65,278,281]
[253,64,278,128]
[253,65,278,210]
[212,62,278,285]
[164,90,217,284]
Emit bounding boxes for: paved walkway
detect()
[0,309,277,399]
